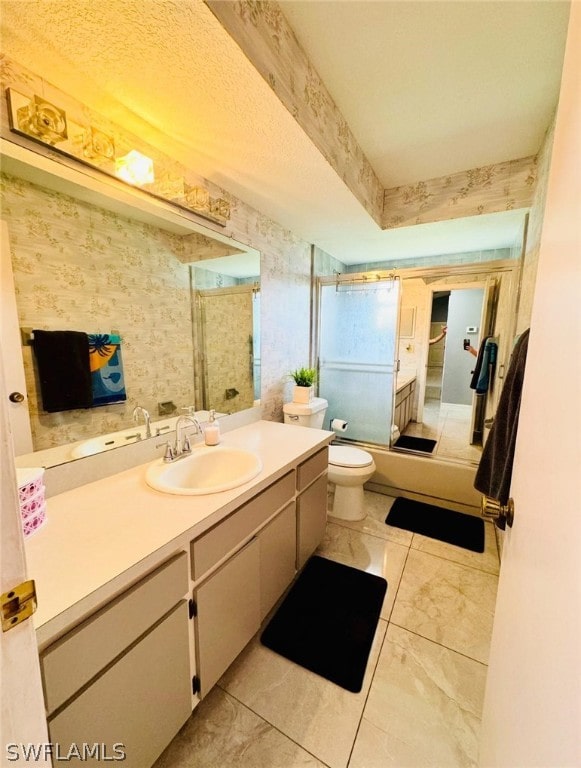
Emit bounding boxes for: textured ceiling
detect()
[282,0,571,187]
[0,0,570,262]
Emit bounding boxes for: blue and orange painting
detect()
[88,334,127,406]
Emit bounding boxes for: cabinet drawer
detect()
[42,551,188,715]
[297,447,328,491]
[191,471,295,581]
[48,602,191,768]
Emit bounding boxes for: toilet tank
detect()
[283,397,328,429]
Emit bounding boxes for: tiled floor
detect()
[402,400,483,464]
[154,491,499,768]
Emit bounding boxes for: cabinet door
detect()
[195,538,260,697]
[259,501,297,620]
[394,401,403,432]
[48,602,191,768]
[297,473,328,568]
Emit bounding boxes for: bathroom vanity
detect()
[24,420,331,767]
[393,375,417,434]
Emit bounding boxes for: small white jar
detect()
[204,410,221,446]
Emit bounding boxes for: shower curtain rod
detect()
[331,271,398,290]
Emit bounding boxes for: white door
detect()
[0,354,51,765]
[479,5,581,765]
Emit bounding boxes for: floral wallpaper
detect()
[0,173,197,450]
[199,289,256,414]
[383,155,537,229]
[205,0,385,227]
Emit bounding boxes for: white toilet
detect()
[282,398,376,521]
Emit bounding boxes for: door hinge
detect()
[1,579,37,632]
[192,675,201,695]
[189,598,197,618]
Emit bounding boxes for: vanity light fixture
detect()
[5,83,229,225]
[81,126,115,162]
[6,89,68,146]
[115,150,155,186]
[185,184,211,212]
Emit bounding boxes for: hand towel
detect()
[470,335,491,391]
[474,329,530,505]
[475,338,498,394]
[88,333,127,406]
[32,330,93,412]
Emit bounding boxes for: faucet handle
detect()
[156,440,175,463]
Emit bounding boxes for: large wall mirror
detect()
[1,148,260,468]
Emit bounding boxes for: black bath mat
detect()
[260,556,387,693]
[386,497,485,552]
[393,435,437,453]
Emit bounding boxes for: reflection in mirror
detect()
[401,285,486,464]
[191,252,260,414]
[1,170,260,469]
[395,264,520,464]
[313,241,522,465]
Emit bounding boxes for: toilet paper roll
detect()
[330,418,349,432]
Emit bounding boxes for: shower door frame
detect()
[313,270,402,450]
[314,259,522,459]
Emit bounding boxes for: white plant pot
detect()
[293,385,314,404]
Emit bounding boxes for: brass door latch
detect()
[1,580,37,632]
[481,496,515,529]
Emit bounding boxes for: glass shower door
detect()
[317,278,400,445]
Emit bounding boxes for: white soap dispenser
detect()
[204,409,220,446]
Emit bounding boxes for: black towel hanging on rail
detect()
[474,329,530,506]
[32,330,93,413]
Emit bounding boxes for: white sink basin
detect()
[70,432,141,458]
[145,446,263,495]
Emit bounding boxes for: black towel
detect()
[474,329,530,505]
[32,330,93,413]
[470,335,492,390]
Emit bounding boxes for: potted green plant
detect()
[289,367,317,403]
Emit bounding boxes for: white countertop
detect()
[24,420,332,647]
[395,373,417,393]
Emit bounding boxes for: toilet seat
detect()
[328,445,373,468]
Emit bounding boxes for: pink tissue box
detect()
[16,467,47,538]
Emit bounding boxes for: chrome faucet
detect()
[173,414,202,458]
[132,405,152,439]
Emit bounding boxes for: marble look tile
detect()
[329,491,413,546]
[350,625,486,767]
[390,549,498,663]
[153,687,326,768]
[412,520,499,575]
[219,620,388,768]
[317,522,409,620]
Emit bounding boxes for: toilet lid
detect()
[328,445,373,468]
